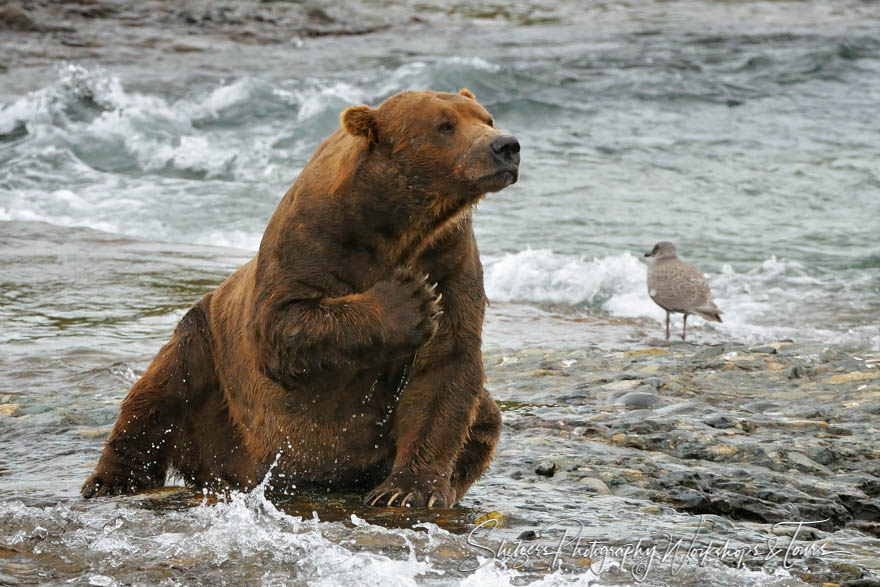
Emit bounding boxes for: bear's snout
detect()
[490,135,520,170]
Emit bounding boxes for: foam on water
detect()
[0,59,511,247]
[0,486,815,586]
[0,488,607,586]
[485,249,880,349]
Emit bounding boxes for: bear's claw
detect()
[363,471,455,509]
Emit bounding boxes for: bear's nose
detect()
[490,135,520,166]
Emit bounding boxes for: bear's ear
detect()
[341,105,378,142]
[459,88,476,101]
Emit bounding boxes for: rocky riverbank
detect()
[473,339,880,584]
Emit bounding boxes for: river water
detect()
[1,1,879,585]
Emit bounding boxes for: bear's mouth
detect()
[479,167,518,191]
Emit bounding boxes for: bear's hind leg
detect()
[82,302,217,498]
[450,390,501,500]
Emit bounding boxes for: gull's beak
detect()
[644,252,652,257]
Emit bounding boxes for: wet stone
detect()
[741,400,780,413]
[579,477,611,495]
[517,530,538,541]
[675,443,711,460]
[535,460,557,478]
[690,345,731,361]
[703,413,735,429]
[641,377,663,390]
[659,470,711,491]
[787,362,808,379]
[749,345,777,354]
[613,372,644,381]
[666,489,710,510]
[610,415,670,434]
[787,451,832,475]
[0,5,41,31]
[617,391,659,409]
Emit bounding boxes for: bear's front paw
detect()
[372,268,443,351]
[364,470,455,509]
[81,467,160,499]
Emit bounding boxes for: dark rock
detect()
[517,530,538,541]
[610,416,670,435]
[748,345,777,354]
[666,489,710,511]
[674,443,711,460]
[0,5,40,31]
[733,444,784,470]
[307,7,337,24]
[786,451,832,475]
[693,360,726,370]
[535,460,556,477]
[841,580,880,587]
[856,475,880,497]
[659,471,710,491]
[703,413,735,429]
[619,434,669,451]
[641,377,663,390]
[614,372,644,381]
[557,385,591,403]
[556,392,589,404]
[64,4,119,19]
[786,363,808,379]
[804,445,835,466]
[706,490,800,523]
[843,497,880,522]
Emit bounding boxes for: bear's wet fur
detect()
[82,89,520,508]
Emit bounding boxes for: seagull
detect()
[644,241,723,341]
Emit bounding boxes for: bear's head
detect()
[340,89,519,255]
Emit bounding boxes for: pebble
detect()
[535,460,557,477]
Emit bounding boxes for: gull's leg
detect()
[665,311,671,341]
[682,314,688,342]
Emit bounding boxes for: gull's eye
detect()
[438,121,455,134]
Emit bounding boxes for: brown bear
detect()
[81,88,520,508]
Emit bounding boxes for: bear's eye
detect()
[487,118,494,128]
[437,121,455,134]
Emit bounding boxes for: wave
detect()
[0,58,510,184]
[0,58,510,245]
[485,249,645,309]
[485,249,880,349]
